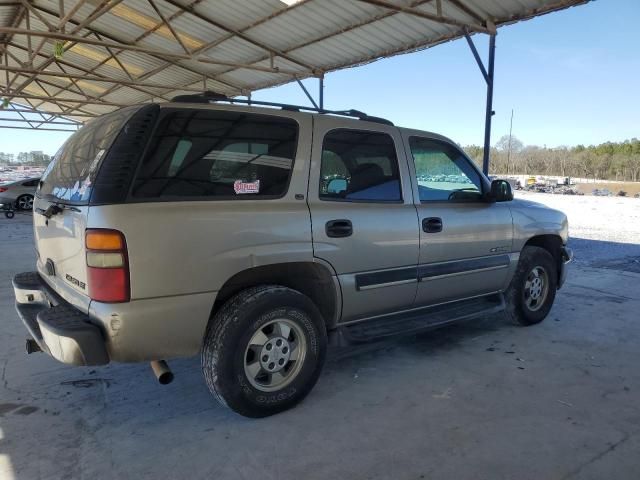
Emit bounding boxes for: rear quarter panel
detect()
[87,110,315,301]
[87,200,314,300]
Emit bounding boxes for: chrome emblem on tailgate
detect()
[65,274,86,290]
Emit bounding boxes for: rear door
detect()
[34,106,141,312]
[307,117,420,323]
[402,133,513,307]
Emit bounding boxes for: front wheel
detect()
[201,285,327,417]
[505,246,558,326]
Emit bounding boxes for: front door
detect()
[402,133,514,307]
[307,118,420,323]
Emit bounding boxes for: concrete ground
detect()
[1,197,640,480]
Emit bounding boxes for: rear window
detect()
[131,109,298,199]
[39,106,139,204]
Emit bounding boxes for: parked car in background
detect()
[0,177,40,210]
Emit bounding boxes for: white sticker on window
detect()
[234,180,260,194]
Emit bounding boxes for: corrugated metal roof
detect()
[1,0,590,125]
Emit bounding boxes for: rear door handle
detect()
[326,219,353,238]
[422,217,443,233]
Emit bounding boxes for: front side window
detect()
[132,109,298,199]
[319,129,401,202]
[409,137,483,202]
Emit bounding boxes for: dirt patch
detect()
[576,182,640,197]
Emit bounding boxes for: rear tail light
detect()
[0,187,7,193]
[85,229,130,303]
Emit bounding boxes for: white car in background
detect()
[0,177,40,210]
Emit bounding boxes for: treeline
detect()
[0,151,52,166]
[464,137,640,181]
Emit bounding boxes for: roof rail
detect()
[170,91,394,126]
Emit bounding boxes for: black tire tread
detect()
[505,246,557,326]
[202,285,289,408]
[201,285,326,417]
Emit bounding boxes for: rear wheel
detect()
[505,246,557,326]
[201,285,327,417]
[16,194,33,211]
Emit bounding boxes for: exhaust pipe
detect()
[26,338,42,354]
[150,360,174,385]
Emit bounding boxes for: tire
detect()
[5,211,15,219]
[505,246,558,326]
[16,194,33,211]
[201,285,327,417]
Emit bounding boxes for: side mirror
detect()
[326,178,347,194]
[490,179,514,202]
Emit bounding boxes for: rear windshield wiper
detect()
[36,203,81,218]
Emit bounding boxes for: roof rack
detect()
[170,91,394,126]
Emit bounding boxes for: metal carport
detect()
[0,0,589,172]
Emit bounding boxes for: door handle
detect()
[422,217,443,233]
[326,219,353,238]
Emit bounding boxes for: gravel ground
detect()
[516,191,640,270]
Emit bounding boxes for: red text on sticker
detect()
[234,180,260,194]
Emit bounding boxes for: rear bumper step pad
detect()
[13,272,109,366]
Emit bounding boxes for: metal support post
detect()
[295,77,319,109]
[464,30,497,175]
[482,34,496,175]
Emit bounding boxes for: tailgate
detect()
[34,199,91,313]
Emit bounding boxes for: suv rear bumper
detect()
[13,272,109,366]
[559,246,573,288]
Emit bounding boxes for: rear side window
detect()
[132,109,298,199]
[319,129,401,202]
[38,106,139,204]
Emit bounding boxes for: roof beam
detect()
[162,0,317,73]
[7,33,238,116]
[0,116,80,126]
[355,0,492,34]
[147,0,191,55]
[4,105,98,118]
[4,42,177,104]
[192,0,436,83]
[0,27,302,75]
[446,0,484,24]
[3,0,126,105]
[0,64,206,91]
[0,6,25,58]
[18,0,57,32]
[1,92,129,107]
[29,1,254,94]
[57,0,88,32]
[0,124,79,131]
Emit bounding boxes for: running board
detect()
[338,294,505,343]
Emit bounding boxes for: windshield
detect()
[38,106,139,204]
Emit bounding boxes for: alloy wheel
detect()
[243,318,307,392]
[524,266,549,312]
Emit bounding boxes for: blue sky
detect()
[2,0,638,155]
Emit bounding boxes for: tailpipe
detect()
[150,360,174,385]
[26,338,42,354]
